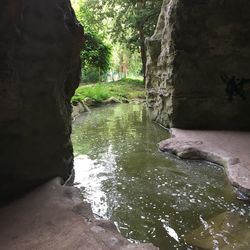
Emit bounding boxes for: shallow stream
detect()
[72,104,250,250]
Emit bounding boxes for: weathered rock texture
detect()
[0,178,156,250]
[0,0,83,201]
[159,129,250,196]
[146,0,250,130]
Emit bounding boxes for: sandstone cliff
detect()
[146,0,250,130]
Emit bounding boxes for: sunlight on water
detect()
[72,104,250,250]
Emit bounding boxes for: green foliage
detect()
[73,0,162,82]
[78,0,163,78]
[126,51,143,77]
[79,0,162,45]
[106,0,162,48]
[81,32,111,73]
[116,78,144,86]
[74,0,111,78]
[81,67,100,83]
[72,78,145,104]
[73,84,111,103]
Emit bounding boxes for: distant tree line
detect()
[74,0,163,82]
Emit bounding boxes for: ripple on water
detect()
[72,104,250,250]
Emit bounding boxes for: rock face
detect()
[0,178,157,250]
[0,0,83,201]
[159,129,250,196]
[146,0,250,130]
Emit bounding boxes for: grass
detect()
[72,78,145,105]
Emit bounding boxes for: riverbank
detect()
[159,129,250,198]
[0,178,156,250]
[72,78,145,119]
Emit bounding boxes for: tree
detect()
[81,32,111,73]
[74,0,111,82]
[79,0,163,81]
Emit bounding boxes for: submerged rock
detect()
[185,212,250,250]
[236,190,250,202]
[102,97,122,104]
[72,101,90,119]
[84,97,101,107]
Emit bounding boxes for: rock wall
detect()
[0,0,83,201]
[146,0,250,130]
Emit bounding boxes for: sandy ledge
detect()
[159,129,250,197]
[0,178,156,250]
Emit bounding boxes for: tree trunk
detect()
[139,29,147,83]
[137,0,147,83]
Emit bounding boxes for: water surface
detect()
[72,104,250,250]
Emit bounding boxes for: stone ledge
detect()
[159,129,250,197]
[0,178,157,250]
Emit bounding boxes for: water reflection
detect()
[72,104,250,250]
